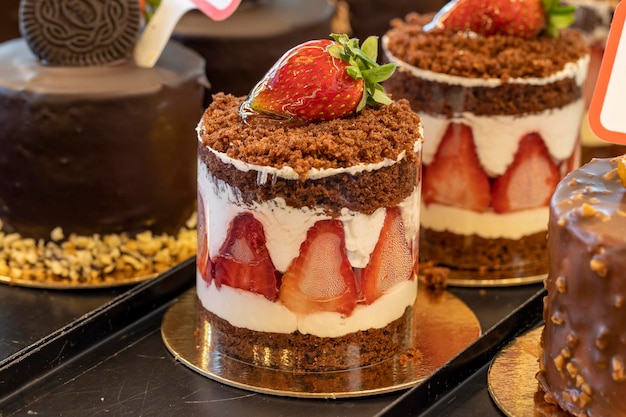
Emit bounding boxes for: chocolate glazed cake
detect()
[538,157,626,416]
[0,0,20,42]
[0,0,206,284]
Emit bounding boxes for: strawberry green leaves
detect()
[327,34,396,112]
[543,0,577,38]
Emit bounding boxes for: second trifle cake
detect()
[196,35,423,372]
[383,3,589,281]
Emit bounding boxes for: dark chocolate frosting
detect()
[538,156,626,416]
[0,39,206,239]
[0,0,20,42]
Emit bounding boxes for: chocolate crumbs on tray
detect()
[197,93,422,176]
[419,261,449,291]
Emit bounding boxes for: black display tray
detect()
[0,280,123,361]
[0,259,544,416]
[0,258,196,401]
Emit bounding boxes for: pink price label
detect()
[191,0,241,21]
[588,1,626,145]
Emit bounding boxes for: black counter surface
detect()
[0,258,544,416]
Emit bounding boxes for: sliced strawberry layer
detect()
[422,123,491,212]
[279,220,358,316]
[196,191,211,284]
[360,208,414,305]
[492,133,560,213]
[213,212,279,301]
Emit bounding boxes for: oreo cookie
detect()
[19,0,140,66]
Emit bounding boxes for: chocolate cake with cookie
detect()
[0,0,206,285]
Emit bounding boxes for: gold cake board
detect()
[488,326,572,417]
[432,258,548,287]
[0,273,156,289]
[161,287,481,399]
[447,273,546,288]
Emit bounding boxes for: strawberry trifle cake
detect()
[383,1,589,281]
[196,35,424,371]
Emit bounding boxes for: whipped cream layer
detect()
[198,156,420,272]
[197,274,417,337]
[418,102,582,239]
[199,127,423,182]
[421,202,547,239]
[420,102,584,177]
[384,42,587,240]
[196,142,420,336]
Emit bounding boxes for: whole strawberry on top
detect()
[240,33,396,125]
[425,0,576,38]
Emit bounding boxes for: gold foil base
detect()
[0,273,156,289]
[488,326,572,417]
[447,271,546,287]
[161,287,481,399]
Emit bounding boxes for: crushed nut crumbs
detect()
[0,215,197,286]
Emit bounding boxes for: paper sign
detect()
[192,0,242,21]
[588,1,626,144]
